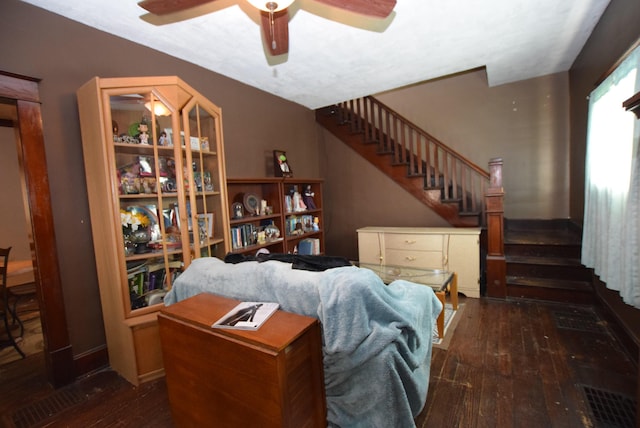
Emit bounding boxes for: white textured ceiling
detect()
[22,0,609,109]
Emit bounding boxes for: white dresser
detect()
[357,227,481,298]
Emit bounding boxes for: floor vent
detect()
[581,385,636,428]
[11,386,87,428]
[552,309,607,334]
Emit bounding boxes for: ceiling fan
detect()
[137,0,397,56]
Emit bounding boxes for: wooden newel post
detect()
[485,157,506,298]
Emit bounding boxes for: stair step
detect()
[506,276,594,304]
[507,276,591,290]
[505,243,581,258]
[506,255,583,266]
[506,262,591,281]
[505,230,581,246]
[506,218,581,231]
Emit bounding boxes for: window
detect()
[582,43,640,308]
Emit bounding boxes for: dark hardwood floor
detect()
[0,297,636,427]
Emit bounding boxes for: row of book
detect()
[127,259,182,309]
[230,223,259,250]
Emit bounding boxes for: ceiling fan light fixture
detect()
[144,100,170,116]
[247,0,294,12]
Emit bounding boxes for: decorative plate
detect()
[243,193,260,215]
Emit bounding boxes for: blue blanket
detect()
[165,257,442,427]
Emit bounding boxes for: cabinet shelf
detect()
[120,193,179,199]
[285,230,323,241]
[230,238,285,254]
[114,142,176,155]
[229,213,281,225]
[284,209,322,216]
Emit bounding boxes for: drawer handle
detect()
[404,240,417,245]
[404,256,416,261]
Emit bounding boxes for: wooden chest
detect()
[158,293,326,427]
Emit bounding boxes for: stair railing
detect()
[337,96,490,220]
[331,97,507,294]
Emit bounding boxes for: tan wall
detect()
[375,69,571,219]
[0,125,32,261]
[1,0,318,356]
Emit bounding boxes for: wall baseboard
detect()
[72,345,109,379]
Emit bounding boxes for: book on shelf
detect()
[212,301,280,330]
[298,238,320,255]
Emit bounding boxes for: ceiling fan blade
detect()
[138,0,217,15]
[313,0,396,18]
[260,10,289,56]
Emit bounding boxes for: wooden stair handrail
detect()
[363,96,490,179]
[337,96,490,218]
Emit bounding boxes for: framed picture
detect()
[197,213,214,239]
[162,128,173,147]
[273,150,293,177]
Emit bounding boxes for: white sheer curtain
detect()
[582,45,640,308]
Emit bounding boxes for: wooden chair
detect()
[0,247,26,358]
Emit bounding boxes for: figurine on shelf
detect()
[158,131,168,146]
[292,188,307,212]
[312,217,320,231]
[302,185,316,210]
[138,118,150,145]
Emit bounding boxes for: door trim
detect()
[1,71,74,387]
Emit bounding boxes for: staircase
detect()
[504,219,593,304]
[316,98,489,227]
[316,97,594,304]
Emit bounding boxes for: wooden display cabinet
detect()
[226,178,324,255]
[76,76,231,385]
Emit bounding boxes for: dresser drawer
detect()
[385,249,444,269]
[384,234,443,251]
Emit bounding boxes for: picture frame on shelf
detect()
[273,150,293,177]
[198,213,214,239]
[163,128,173,147]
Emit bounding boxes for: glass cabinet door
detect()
[108,90,186,315]
[181,97,228,259]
